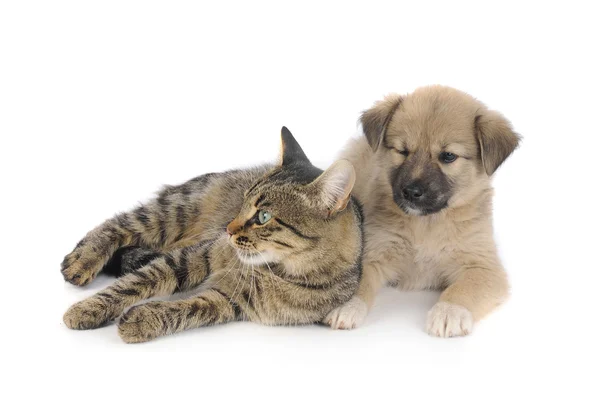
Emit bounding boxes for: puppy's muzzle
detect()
[402,183,425,203]
[394,179,449,215]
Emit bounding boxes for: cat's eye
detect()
[257,210,272,225]
[440,152,458,163]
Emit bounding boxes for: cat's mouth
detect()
[234,248,278,266]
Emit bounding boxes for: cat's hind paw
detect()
[61,241,105,286]
[118,304,164,344]
[63,298,114,330]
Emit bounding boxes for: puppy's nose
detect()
[402,184,424,201]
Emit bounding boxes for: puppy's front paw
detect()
[64,298,114,330]
[118,304,164,344]
[323,296,368,330]
[426,302,473,338]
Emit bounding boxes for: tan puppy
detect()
[323,86,519,337]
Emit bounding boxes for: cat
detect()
[62,127,364,343]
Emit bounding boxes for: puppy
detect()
[324,85,520,337]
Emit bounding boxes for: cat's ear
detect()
[310,159,356,217]
[279,126,311,166]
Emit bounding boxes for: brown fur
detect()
[62,128,363,343]
[326,86,519,337]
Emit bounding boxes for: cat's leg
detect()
[61,182,205,286]
[103,246,163,277]
[118,289,241,343]
[64,241,214,330]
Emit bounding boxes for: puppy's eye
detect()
[257,210,272,225]
[440,152,458,163]
[397,149,409,156]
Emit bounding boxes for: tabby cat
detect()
[62,127,363,343]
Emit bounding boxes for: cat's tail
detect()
[103,246,162,277]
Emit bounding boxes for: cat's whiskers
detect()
[229,254,248,305]
[206,234,232,266]
[243,249,256,307]
[249,260,256,309]
[242,251,256,309]
[211,248,240,286]
[264,262,277,290]
[242,252,254,308]
[254,248,277,290]
[214,254,245,313]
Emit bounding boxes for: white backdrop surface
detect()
[1,1,598,397]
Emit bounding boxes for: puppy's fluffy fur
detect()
[325,86,519,337]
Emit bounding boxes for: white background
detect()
[1,1,598,397]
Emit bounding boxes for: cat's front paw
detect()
[63,298,115,330]
[426,302,473,338]
[61,241,105,286]
[118,304,164,344]
[323,296,368,330]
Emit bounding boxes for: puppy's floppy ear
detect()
[360,94,402,151]
[475,110,521,175]
[309,160,356,217]
[279,126,311,166]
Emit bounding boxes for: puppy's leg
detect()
[324,254,402,329]
[323,263,379,329]
[427,262,509,338]
[324,233,409,330]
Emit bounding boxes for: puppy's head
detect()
[362,86,520,216]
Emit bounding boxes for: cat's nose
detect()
[226,220,242,236]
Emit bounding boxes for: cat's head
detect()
[226,127,356,265]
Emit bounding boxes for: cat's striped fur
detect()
[62,127,363,343]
